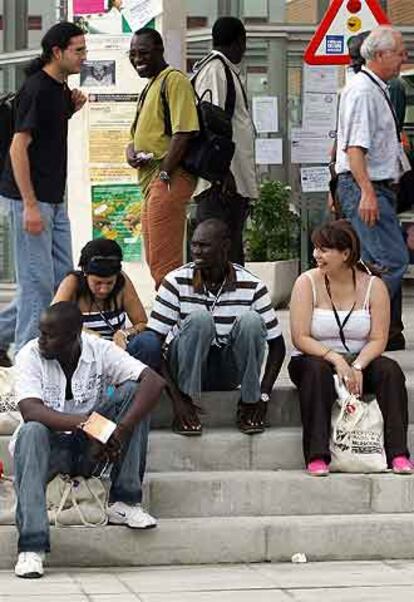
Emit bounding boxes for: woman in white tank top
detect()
[289,220,411,476]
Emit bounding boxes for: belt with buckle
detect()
[338,173,395,188]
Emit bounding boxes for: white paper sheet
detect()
[302,92,337,132]
[303,64,339,94]
[291,128,333,164]
[300,166,331,192]
[252,96,278,133]
[255,138,283,165]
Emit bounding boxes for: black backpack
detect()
[0,92,17,177]
[160,55,236,185]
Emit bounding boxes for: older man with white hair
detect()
[335,26,409,351]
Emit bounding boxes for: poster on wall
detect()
[303,64,338,94]
[80,60,116,87]
[88,93,138,166]
[92,184,143,261]
[73,0,162,34]
[300,166,330,192]
[252,96,279,133]
[302,92,337,133]
[68,0,152,264]
[291,128,333,164]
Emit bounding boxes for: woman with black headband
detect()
[53,238,161,370]
[288,220,411,477]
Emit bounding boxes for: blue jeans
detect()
[0,197,73,353]
[337,175,409,299]
[167,310,267,403]
[13,381,150,553]
[126,330,162,371]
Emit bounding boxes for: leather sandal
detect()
[171,399,203,436]
[236,401,266,435]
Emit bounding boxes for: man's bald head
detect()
[38,302,83,360]
[193,219,231,244]
[44,302,83,332]
[191,219,231,270]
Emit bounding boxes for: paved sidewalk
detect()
[1,561,414,601]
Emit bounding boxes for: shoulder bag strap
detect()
[192,54,238,118]
[160,68,180,137]
[213,55,237,117]
[360,70,401,141]
[131,76,159,137]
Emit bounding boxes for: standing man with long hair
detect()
[0,22,87,365]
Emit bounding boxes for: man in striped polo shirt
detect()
[147,219,286,436]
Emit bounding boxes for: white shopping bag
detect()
[329,376,387,473]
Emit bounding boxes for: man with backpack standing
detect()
[192,17,258,266]
[127,28,199,289]
[0,22,87,366]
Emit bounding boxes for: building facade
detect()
[1,0,414,285]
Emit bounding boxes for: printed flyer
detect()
[92,184,143,262]
[73,0,161,34]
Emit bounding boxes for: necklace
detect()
[203,277,227,314]
[91,299,122,333]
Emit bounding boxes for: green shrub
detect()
[246,180,300,261]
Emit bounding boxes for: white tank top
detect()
[293,272,375,356]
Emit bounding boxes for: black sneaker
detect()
[0,349,12,368]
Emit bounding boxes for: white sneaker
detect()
[107,501,157,529]
[14,552,44,579]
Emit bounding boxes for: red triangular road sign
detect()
[304,0,390,65]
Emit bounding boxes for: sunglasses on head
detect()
[89,255,121,262]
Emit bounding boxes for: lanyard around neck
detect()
[324,273,356,353]
[360,70,401,140]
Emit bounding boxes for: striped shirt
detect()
[148,262,282,346]
[82,308,126,340]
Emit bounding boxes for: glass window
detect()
[242,0,268,18]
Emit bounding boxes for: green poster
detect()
[91,184,143,262]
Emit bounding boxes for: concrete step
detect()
[149,380,414,430]
[150,388,302,429]
[148,425,414,472]
[2,513,414,568]
[3,425,414,476]
[3,379,414,439]
[146,470,414,519]
[4,470,414,524]
[0,427,302,476]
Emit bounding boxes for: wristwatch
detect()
[159,170,171,184]
[260,392,270,403]
[352,362,363,371]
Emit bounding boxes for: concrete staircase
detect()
[2,387,414,568]
[1,294,414,568]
